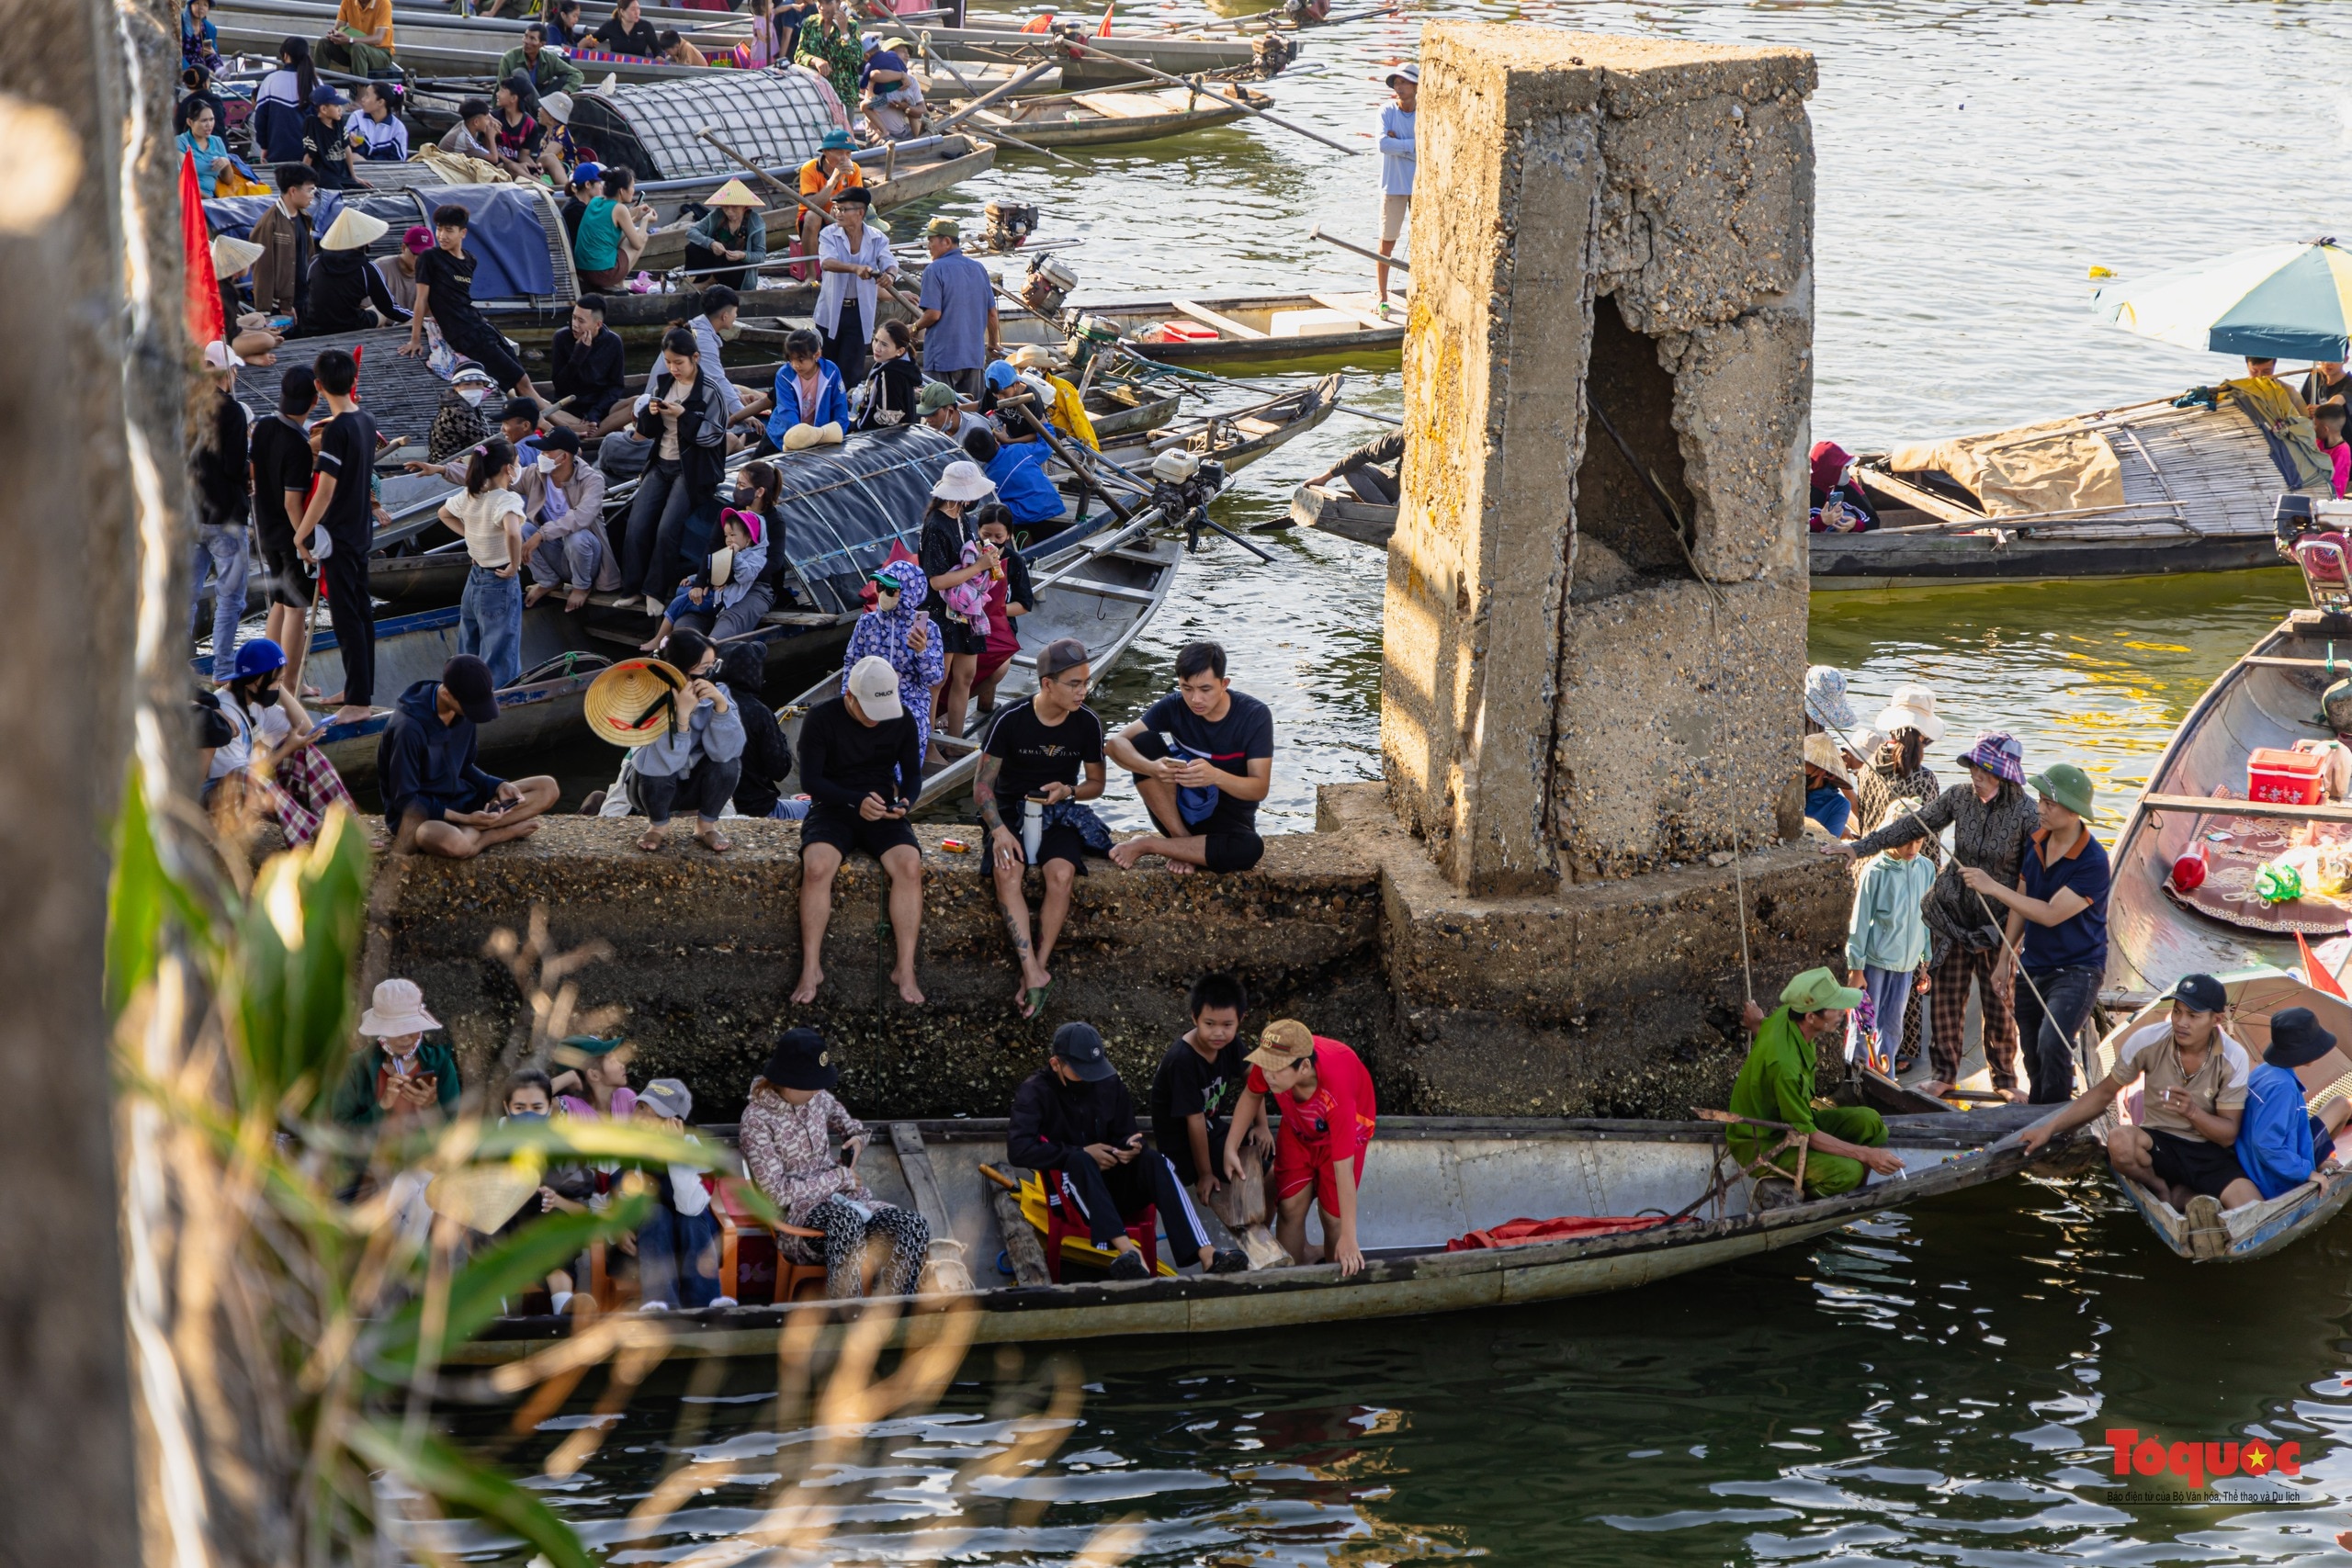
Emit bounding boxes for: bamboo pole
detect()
[1050,38,1363,153]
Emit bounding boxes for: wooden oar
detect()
[1309,223,1407,272]
[1049,37,1362,154]
[694,130,927,316]
[929,55,1061,133]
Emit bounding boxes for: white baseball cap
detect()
[847,654,902,720]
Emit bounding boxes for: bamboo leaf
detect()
[363,1197,650,1377]
[229,811,371,1112]
[465,1119,733,1170]
[345,1420,594,1568]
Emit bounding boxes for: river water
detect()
[461,0,2352,1559]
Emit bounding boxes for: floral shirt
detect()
[795,19,863,110]
[1851,780,2040,955]
[739,1080,873,1250]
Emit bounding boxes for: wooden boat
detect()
[771,510,1181,811]
[628,138,999,270]
[966,81,1267,149]
[2104,609,2352,1006]
[1287,479,1394,547]
[1007,290,1403,367]
[886,25,1268,85]
[446,1102,2067,1359]
[1091,373,1337,476]
[2082,970,2352,1261]
[1816,386,2332,588]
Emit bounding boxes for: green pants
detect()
[1766,1105,1889,1197]
[318,33,397,75]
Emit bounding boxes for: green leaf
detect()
[104,768,218,1018]
[362,1197,650,1378]
[345,1420,595,1568]
[228,812,372,1113]
[465,1119,733,1170]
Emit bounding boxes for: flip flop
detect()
[694,828,733,853]
[636,828,666,852]
[1020,980,1053,1020]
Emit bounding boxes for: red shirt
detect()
[1248,1036,1376,1167]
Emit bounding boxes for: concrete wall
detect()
[1382,24,1817,894]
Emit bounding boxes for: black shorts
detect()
[2147,1127,2245,1199]
[996,797,1090,874]
[440,316,527,394]
[1125,730,1265,874]
[260,540,315,607]
[801,801,920,861]
[929,606,986,658]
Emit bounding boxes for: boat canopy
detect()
[568,70,840,184]
[772,425,964,615]
[1886,418,2127,518]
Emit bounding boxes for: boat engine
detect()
[1252,32,1296,75]
[2277,493,2352,612]
[983,200,1039,253]
[1150,448,1228,548]
[1020,254,1079,319]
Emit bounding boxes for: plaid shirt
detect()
[1851,780,2040,952]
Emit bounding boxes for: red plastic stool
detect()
[1041,1168,1156,1281]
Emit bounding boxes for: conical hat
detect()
[706,177,766,209]
[707,546,734,587]
[210,234,265,276]
[426,1163,544,1235]
[583,657,689,747]
[320,206,390,252]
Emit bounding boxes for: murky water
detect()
[450,0,2352,1557]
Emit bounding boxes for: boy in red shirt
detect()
[1223,1019,1377,1275]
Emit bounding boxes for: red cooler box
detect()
[2248,748,2325,805]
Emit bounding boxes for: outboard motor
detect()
[1151,448,1228,550]
[983,199,1039,253]
[2278,492,2352,612]
[1020,254,1078,319]
[1066,310,1123,370]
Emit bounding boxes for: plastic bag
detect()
[2257,857,2305,903]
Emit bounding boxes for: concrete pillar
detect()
[1381,24,1817,895]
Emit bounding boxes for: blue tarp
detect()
[201,183,550,299]
[203,189,347,241]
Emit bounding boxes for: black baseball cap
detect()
[442,654,500,723]
[537,424,580,454]
[1039,637,1089,678]
[1051,1021,1115,1081]
[2166,973,2227,1014]
[500,396,540,425]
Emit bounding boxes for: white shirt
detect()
[814,221,898,335]
[447,486,525,568]
[207,694,254,781]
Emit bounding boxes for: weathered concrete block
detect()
[1382,22,1817,896]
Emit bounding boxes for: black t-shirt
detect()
[1139,688,1275,829]
[415,245,481,326]
[311,407,378,549]
[797,694,923,806]
[302,114,356,187]
[593,16,660,55]
[248,412,314,553]
[918,502,971,623]
[1148,1033,1247,1184]
[190,393,250,529]
[984,698,1102,804]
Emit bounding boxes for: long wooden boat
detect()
[1007,290,1403,367]
[1090,372,1336,476]
[2104,608,2352,1006]
[1819,386,2332,588]
[446,1103,2065,1359]
[2082,969,2352,1261]
[967,81,1267,148]
[1287,479,1394,547]
[772,510,1182,812]
[627,139,998,269]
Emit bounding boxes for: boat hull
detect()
[1808,529,2284,588]
[1287,480,1395,547]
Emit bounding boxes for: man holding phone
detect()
[974,637,1107,1019]
[330,978,461,1127]
[1105,639,1274,874]
[2019,972,2254,1239]
[794,656,928,1006]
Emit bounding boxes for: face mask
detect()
[731,488,753,508]
[506,1109,548,1122]
[458,387,489,407]
[537,453,559,473]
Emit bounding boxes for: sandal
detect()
[1019,979,1053,1020]
[636,827,667,852]
[694,827,733,853]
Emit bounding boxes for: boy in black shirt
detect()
[1149,972,1267,1201]
[301,83,361,189]
[294,348,379,720]
[1107,639,1275,874]
[975,637,1104,1018]
[248,366,318,694]
[794,655,927,1007]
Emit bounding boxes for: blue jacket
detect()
[376,678,504,829]
[985,436,1064,525]
[2237,1061,2319,1201]
[765,359,850,448]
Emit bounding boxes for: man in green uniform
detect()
[1728,968,1906,1195]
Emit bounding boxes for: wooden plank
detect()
[989,1179,1052,1287]
[1169,298,1266,341]
[2139,792,2352,823]
[1306,291,1396,332]
[889,1123,958,1241]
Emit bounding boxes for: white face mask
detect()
[537,453,559,473]
[458,386,489,407]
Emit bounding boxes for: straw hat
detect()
[210,234,265,277]
[1802,731,1852,786]
[1007,344,1055,371]
[426,1163,544,1235]
[320,207,389,253]
[358,977,440,1037]
[706,177,765,209]
[1871,681,1944,743]
[707,545,734,587]
[583,657,689,747]
[931,459,993,502]
[781,421,843,451]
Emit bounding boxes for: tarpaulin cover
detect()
[1443,1215,1667,1252]
[772,425,965,615]
[414,185,556,299]
[570,69,837,181]
[1886,417,2127,518]
[203,189,349,242]
[2224,375,2333,491]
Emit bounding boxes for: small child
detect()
[640,509,767,649]
[624,1078,731,1312]
[2318,402,2349,500]
[1845,797,1937,1074]
[497,1067,597,1313]
[971,503,1033,715]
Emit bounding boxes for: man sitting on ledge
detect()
[1729,968,1905,1197]
[1105,639,1273,875]
[378,655,559,857]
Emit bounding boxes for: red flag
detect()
[180,151,225,352]
[1095,3,1113,33]
[2299,931,2349,998]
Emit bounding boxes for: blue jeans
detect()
[2018,964,2101,1106]
[635,1204,720,1308]
[459,564,523,688]
[191,524,249,681]
[1862,964,1923,1068]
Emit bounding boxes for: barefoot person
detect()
[377,655,560,858]
[2019,973,2255,1242]
[974,637,1106,1018]
[1149,971,1261,1203]
[1222,1020,1377,1276]
[793,656,926,1005]
[1106,640,1273,875]
[1727,968,1905,1197]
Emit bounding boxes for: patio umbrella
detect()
[2091,238,2352,360]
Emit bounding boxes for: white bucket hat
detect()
[1871,682,1945,743]
[1802,731,1853,786]
[539,90,574,123]
[358,978,441,1037]
[320,207,390,253]
[931,459,994,502]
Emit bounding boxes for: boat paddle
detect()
[1307,223,1407,273]
[1045,37,1364,154]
